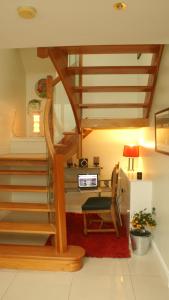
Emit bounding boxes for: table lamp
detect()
[123,145,139,171]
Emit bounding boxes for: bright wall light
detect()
[33,113,40,133]
[139,137,155,149]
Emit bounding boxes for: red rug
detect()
[47,213,130,258]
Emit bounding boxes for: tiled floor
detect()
[0,247,168,300]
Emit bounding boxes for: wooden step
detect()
[0,170,48,175]
[63,131,77,135]
[54,144,67,149]
[0,185,48,193]
[0,154,48,166]
[0,244,85,271]
[79,103,147,109]
[81,118,149,129]
[73,86,152,93]
[67,65,157,75]
[60,44,161,54]
[0,222,55,234]
[0,202,50,212]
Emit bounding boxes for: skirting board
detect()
[152,240,169,287]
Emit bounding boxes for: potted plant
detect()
[130,208,156,255]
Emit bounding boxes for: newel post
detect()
[53,153,67,253]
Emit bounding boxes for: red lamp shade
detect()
[123,145,139,158]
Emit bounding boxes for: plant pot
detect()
[130,230,152,255]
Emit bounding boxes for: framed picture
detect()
[155,107,169,155]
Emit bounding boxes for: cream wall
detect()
[19,48,56,137]
[0,49,26,153]
[83,129,142,179]
[0,49,26,208]
[140,45,169,277]
[83,46,169,280]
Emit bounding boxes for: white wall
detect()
[83,46,169,280]
[0,49,26,153]
[19,48,56,137]
[140,45,169,278]
[0,49,26,207]
[83,129,142,179]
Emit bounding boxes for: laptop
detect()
[77,174,98,190]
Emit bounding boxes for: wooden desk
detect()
[64,166,101,192]
[65,187,111,213]
[65,187,111,194]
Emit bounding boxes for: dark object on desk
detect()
[137,172,142,180]
[81,163,121,237]
[104,180,109,188]
[67,158,73,168]
[79,158,88,168]
[93,156,99,167]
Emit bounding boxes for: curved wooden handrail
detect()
[44,76,60,159]
[44,99,54,160]
[44,75,68,254]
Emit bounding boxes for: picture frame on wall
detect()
[155,107,169,155]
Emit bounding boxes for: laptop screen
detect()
[77,174,98,190]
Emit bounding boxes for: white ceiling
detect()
[0,0,169,49]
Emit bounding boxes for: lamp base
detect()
[128,158,135,172]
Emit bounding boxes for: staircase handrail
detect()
[44,75,67,254]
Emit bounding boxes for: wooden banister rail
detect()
[45,75,67,254]
[44,76,55,160]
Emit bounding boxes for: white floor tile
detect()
[0,247,168,300]
[0,271,17,298]
[131,275,169,300]
[69,272,135,300]
[2,271,72,300]
[109,275,135,300]
[81,257,130,276]
[128,248,164,277]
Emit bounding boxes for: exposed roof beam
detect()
[67,66,156,75]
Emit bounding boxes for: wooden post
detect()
[53,153,67,253]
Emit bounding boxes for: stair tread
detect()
[0,222,55,234]
[0,153,47,161]
[0,244,85,260]
[73,85,152,92]
[0,170,48,175]
[0,185,48,192]
[63,131,77,135]
[67,65,156,74]
[0,202,50,212]
[0,153,48,166]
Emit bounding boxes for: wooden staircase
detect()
[0,123,84,269]
[38,44,164,131]
[0,154,50,228]
[0,44,163,271]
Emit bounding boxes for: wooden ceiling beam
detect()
[67,66,156,75]
[73,86,152,93]
[79,103,147,109]
[56,45,161,55]
[81,118,149,129]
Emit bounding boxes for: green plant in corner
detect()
[131,208,156,237]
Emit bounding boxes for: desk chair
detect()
[81,163,120,237]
